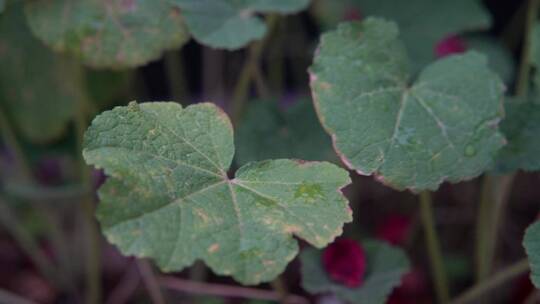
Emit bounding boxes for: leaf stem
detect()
[450,259,529,304]
[164,51,187,103]
[0,105,32,180]
[0,288,37,304]
[419,191,450,303]
[0,197,60,287]
[136,260,166,304]
[75,96,102,304]
[231,14,280,123]
[516,0,540,97]
[270,277,288,304]
[159,275,308,304]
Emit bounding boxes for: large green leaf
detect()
[300,240,410,304]
[524,221,540,288]
[493,98,540,173]
[310,19,505,191]
[169,0,310,50]
[25,0,190,69]
[83,102,352,285]
[235,99,335,166]
[0,3,84,143]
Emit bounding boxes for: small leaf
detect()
[83,102,352,285]
[0,3,84,143]
[169,0,310,50]
[300,239,410,304]
[235,99,335,166]
[25,0,190,68]
[310,19,505,191]
[524,221,540,288]
[493,98,540,173]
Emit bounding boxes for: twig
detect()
[419,191,450,303]
[270,277,289,304]
[136,260,166,304]
[159,276,309,304]
[450,259,529,304]
[164,51,187,103]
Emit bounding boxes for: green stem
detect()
[0,105,32,180]
[450,259,529,304]
[230,14,280,123]
[270,277,288,304]
[137,260,166,304]
[0,197,60,287]
[419,191,450,303]
[0,288,37,304]
[75,97,102,304]
[164,51,187,103]
[516,0,540,97]
[475,175,494,282]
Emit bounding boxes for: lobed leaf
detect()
[83,101,352,285]
[168,0,310,50]
[25,0,190,69]
[524,221,540,288]
[493,98,540,173]
[300,240,410,304]
[235,99,335,166]
[0,3,84,143]
[310,19,505,191]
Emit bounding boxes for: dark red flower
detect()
[434,34,467,58]
[375,214,412,246]
[322,238,366,288]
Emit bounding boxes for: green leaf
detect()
[524,221,540,288]
[24,0,190,68]
[0,0,5,13]
[0,3,84,143]
[493,98,540,173]
[85,69,132,110]
[310,19,505,191]
[169,0,310,50]
[300,240,410,304]
[83,102,352,285]
[235,99,335,166]
[464,34,515,84]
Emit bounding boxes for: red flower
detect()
[322,238,366,288]
[376,215,412,246]
[434,34,467,58]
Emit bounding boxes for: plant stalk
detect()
[419,191,450,303]
[75,96,102,304]
[137,260,166,304]
[231,14,280,123]
[164,51,187,103]
[516,0,540,97]
[270,277,288,304]
[450,259,529,304]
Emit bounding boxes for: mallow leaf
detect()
[300,240,410,304]
[524,221,540,288]
[83,102,352,285]
[465,34,515,84]
[235,99,335,166]
[493,98,540,173]
[168,0,310,50]
[25,0,190,68]
[310,19,505,191]
[0,3,84,143]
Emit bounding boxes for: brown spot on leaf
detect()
[208,243,220,253]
